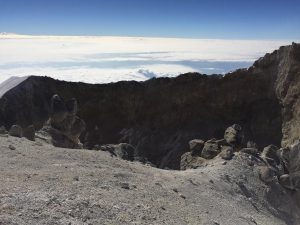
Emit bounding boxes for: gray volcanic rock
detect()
[201,140,220,159]
[218,146,234,160]
[224,124,244,146]
[288,140,300,190]
[261,144,280,166]
[188,139,205,156]
[0,44,300,168]
[180,152,206,170]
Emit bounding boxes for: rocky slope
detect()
[1,135,299,225]
[0,43,300,169]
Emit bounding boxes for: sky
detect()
[0,0,299,84]
[0,0,299,39]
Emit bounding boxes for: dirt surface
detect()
[1,136,299,225]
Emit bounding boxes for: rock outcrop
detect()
[0,43,300,169]
[45,94,86,149]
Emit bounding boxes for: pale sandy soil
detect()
[0,136,298,225]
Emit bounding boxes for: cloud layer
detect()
[0,34,296,84]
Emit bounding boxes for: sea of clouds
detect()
[0,34,295,84]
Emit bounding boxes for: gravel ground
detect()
[0,136,299,225]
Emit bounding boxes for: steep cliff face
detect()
[0,44,299,169]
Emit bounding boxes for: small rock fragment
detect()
[120,183,130,189]
[8,144,16,150]
[219,146,234,160]
[279,174,294,190]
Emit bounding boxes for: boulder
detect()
[188,139,204,156]
[277,147,290,173]
[114,143,135,161]
[180,152,206,170]
[224,124,243,146]
[8,125,23,138]
[279,174,294,190]
[261,144,280,166]
[23,125,35,141]
[218,146,234,160]
[48,94,85,149]
[288,140,300,190]
[201,140,220,159]
[258,166,277,184]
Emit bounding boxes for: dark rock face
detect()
[0,44,300,169]
[23,125,35,141]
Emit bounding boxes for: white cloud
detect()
[0,34,297,84]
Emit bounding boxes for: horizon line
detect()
[1,32,299,42]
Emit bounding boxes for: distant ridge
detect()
[0,76,29,98]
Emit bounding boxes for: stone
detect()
[218,146,234,160]
[240,148,259,156]
[201,141,220,159]
[188,139,204,156]
[224,124,243,146]
[23,125,35,141]
[277,147,290,173]
[8,144,16,150]
[261,145,280,166]
[258,166,276,184]
[180,152,206,170]
[114,143,135,161]
[288,140,300,190]
[48,94,86,149]
[9,125,23,138]
[279,174,294,190]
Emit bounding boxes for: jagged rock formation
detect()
[0,43,300,169]
[45,94,86,148]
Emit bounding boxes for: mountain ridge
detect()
[0,43,299,169]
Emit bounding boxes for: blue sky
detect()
[0,0,299,39]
